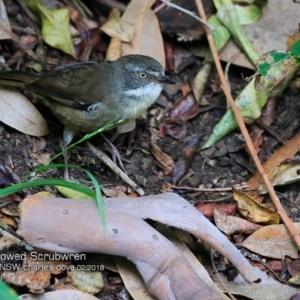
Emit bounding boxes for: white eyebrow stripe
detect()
[147,70,161,76]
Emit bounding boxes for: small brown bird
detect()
[0,55,175,149]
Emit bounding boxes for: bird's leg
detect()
[100,133,129,173]
[61,128,76,180]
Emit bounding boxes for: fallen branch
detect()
[17,193,274,299]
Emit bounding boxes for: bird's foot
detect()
[100,133,129,173]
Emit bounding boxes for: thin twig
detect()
[153,2,166,13]
[159,0,214,31]
[251,258,283,283]
[170,185,247,192]
[256,120,286,144]
[210,249,237,300]
[194,0,300,249]
[86,142,145,196]
[276,191,300,214]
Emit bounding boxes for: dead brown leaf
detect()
[121,0,165,67]
[214,208,262,235]
[160,93,199,139]
[194,202,237,218]
[247,133,300,202]
[149,141,174,175]
[67,270,104,294]
[242,223,300,259]
[233,187,280,224]
[0,85,49,136]
[101,9,134,42]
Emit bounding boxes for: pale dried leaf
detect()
[55,186,94,200]
[242,223,300,259]
[117,120,136,134]
[247,134,300,202]
[101,8,134,42]
[215,282,298,300]
[150,141,174,175]
[67,270,104,294]
[121,0,165,67]
[19,290,99,300]
[259,162,300,193]
[0,85,48,136]
[214,208,262,235]
[0,0,12,40]
[114,256,156,300]
[233,187,280,224]
[106,37,122,61]
[0,236,16,249]
[29,152,51,165]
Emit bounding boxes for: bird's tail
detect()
[0,70,38,88]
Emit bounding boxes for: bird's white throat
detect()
[124,82,163,102]
[123,82,163,118]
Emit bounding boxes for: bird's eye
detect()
[139,72,147,79]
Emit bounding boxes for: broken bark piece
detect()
[17,193,274,299]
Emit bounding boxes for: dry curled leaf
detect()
[242,223,300,259]
[195,203,237,219]
[121,0,165,66]
[0,85,49,136]
[150,141,174,175]
[214,208,262,235]
[67,270,104,294]
[101,8,134,42]
[160,93,199,139]
[259,160,300,193]
[233,187,280,224]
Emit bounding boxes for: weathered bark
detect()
[17,193,273,299]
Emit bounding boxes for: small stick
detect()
[86,142,145,196]
[170,184,247,192]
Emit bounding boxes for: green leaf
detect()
[216,1,260,66]
[38,5,75,57]
[235,4,262,25]
[257,62,270,77]
[255,51,293,92]
[55,185,94,199]
[0,281,18,300]
[204,15,231,63]
[202,54,300,149]
[28,0,75,57]
[271,51,292,63]
[291,39,300,58]
[202,79,268,149]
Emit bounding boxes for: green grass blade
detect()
[0,179,96,199]
[0,280,19,300]
[28,164,105,233]
[51,120,123,161]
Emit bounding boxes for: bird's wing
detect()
[27,61,111,110]
[0,70,38,88]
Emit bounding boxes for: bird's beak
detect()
[158,76,176,85]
